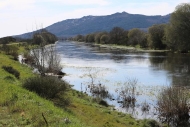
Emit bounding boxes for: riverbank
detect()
[94,43,170,53]
[75,41,170,53]
[0,42,161,126]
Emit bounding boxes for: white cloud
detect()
[47,0,110,6]
[0,0,35,10]
[116,0,190,15]
[1,0,190,37]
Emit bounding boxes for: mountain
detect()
[17,12,170,38]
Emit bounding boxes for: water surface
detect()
[56,41,190,119]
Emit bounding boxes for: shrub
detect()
[22,76,69,101]
[88,83,111,99]
[99,99,109,107]
[4,76,15,83]
[141,119,160,127]
[2,66,20,79]
[156,86,190,126]
[10,51,19,61]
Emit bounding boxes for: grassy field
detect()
[0,43,158,127]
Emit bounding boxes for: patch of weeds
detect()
[4,76,15,82]
[99,99,109,107]
[2,93,18,106]
[115,119,120,123]
[103,121,114,127]
[103,110,111,114]
[2,66,20,79]
[117,112,126,118]
[141,119,160,127]
[129,121,134,125]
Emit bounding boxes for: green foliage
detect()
[86,34,95,42]
[141,119,160,127]
[148,24,166,49]
[0,52,87,127]
[4,76,15,83]
[22,76,68,100]
[33,29,57,45]
[128,28,147,46]
[1,44,19,56]
[0,36,16,44]
[109,27,127,45]
[100,34,110,44]
[76,34,84,42]
[2,66,20,79]
[165,3,190,52]
[95,32,108,43]
[98,99,109,107]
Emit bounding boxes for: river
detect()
[55,41,190,119]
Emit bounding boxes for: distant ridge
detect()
[17,12,170,38]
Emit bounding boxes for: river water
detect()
[55,41,190,119]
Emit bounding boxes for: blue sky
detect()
[0,0,189,38]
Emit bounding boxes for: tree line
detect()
[70,3,190,53]
[0,29,57,45]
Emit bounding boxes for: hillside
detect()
[17,12,170,38]
[47,12,170,37]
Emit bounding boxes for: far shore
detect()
[94,43,170,53]
[64,40,170,53]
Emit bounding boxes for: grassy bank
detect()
[0,53,87,127]
[86,42,170,53]
[0,43,159,127]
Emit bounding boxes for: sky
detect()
[0,0,190,38]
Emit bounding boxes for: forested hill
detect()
[46,12,170,37]
[18,12,170,38]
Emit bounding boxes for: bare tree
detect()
[30,29,61,76]
[156,86,190,126]
[31,45,61,76]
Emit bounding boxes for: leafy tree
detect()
[109,27,126,45]
[94,33,101,43]
[33,29,57,45]
[95,32,108,43]
[140,34,148,48]
[128,28,146,46]
[148,24,166,49]
[75,34,84,42]
[0,36,16,44]
[85,34,95,42]
[100,34,109,44]
[165,3,190,52]
[1,44,19,55]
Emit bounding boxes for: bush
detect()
[4,76,15,83]
[22,76,68,100]
[141,119,160,127]
[2,66,20,79]
[157,86,190,126]
[10,51,19,61]
[99,99,109,107]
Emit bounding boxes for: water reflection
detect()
[149,52,190,86]
[56,41,190,119]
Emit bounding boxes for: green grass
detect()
[0,43,155,127]
[67,90,141,127]
[0,53,87,127]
